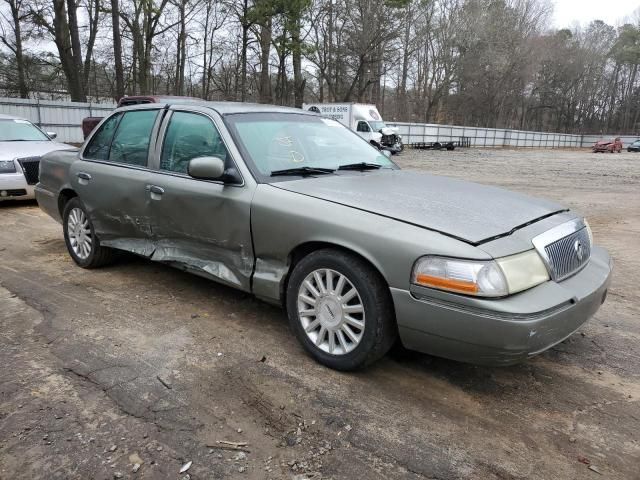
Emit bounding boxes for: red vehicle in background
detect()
[592,137,623,153]
[81,95,199,139]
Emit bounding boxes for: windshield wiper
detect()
[337,162,383,171]
[270,166,335,177]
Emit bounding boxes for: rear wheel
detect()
[286,249,397,370]
[63,197,116,268]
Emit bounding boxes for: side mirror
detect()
[382,149,392,158]
[188,156,225,180]
[46,131,58,139]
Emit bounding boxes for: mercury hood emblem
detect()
[574,240,584,261]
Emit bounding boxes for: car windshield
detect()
[225,113,395,179]
[0,119,50,141]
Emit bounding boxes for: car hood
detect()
[0,141,74,161]
[271,170,567,244]
[380,127,398,135]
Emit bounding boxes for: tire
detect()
[63,197,117,268]
[286,248,397,370]
[433,142,442,150]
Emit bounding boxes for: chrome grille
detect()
[17,157,41,185]
[544,227,591,281]
[381,134,398,145]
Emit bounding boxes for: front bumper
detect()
[0,173,34,200]
[392,246,612,366]
[382,142,403,154]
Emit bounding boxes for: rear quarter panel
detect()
[35,149,80,223]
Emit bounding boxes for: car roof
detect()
[0,113,29,121]
[118,99,315,116]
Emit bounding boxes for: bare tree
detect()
[0,0,29,97]
[110,0,124,99]
[3,0,640,134]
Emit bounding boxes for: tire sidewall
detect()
[286,251,386,370]
[63,198,99,268]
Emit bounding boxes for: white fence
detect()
[1,97,637,148]
[0,97,116,143]
[386,122,638,149]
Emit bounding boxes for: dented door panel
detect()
[145,173,254,291]
[69,160,155,256]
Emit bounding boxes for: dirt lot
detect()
[1,148,638,480]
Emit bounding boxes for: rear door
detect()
[71,108,163,256]
[144,107,254,291]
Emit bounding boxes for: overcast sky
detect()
[553,0,639,27]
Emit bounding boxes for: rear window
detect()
[83,110,158,166]
[109,110,158,166]
[84,114,122,160]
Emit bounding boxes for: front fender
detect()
[250,184,486,302]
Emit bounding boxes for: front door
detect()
[356,120,373,142]
[145,109,254,291]
[71,109,161,256]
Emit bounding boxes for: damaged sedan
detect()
[35,101,612,370]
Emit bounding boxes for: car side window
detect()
[160,111,229,174]
[84,113,121,160]
[109,110,158,167]
[357,121,370,132]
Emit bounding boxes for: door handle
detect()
[77,172,91,185]
[146,184,164,200]
[147,185,164,195]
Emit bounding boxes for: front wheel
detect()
[63,197,117,268]
[286,249,397,370]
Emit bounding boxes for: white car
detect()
[0,113,73,201]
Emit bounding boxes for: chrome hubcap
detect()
[297,268,365,355]
[67,207,92,260]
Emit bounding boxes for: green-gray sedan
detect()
[35,101,612,370]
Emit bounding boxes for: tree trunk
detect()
[201,0,210,98]
[291,17,304,108]
[65,0,86,100]
[258,16,272,103]
[175,0,186,95]
[240,0,249,102]
[8,0,28,97]
[111,0,124,99]
[400,7,411,120]
[82,0,100,97]
[52,0,85,101]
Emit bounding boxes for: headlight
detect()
[412,250,549,297]
[495,250,550,294]
[584,218,594,244]
[0,160,16,173]
[412,256,508,297]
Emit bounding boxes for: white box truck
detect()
[302,103,403,154]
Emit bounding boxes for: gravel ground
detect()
[0,148,638,479]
